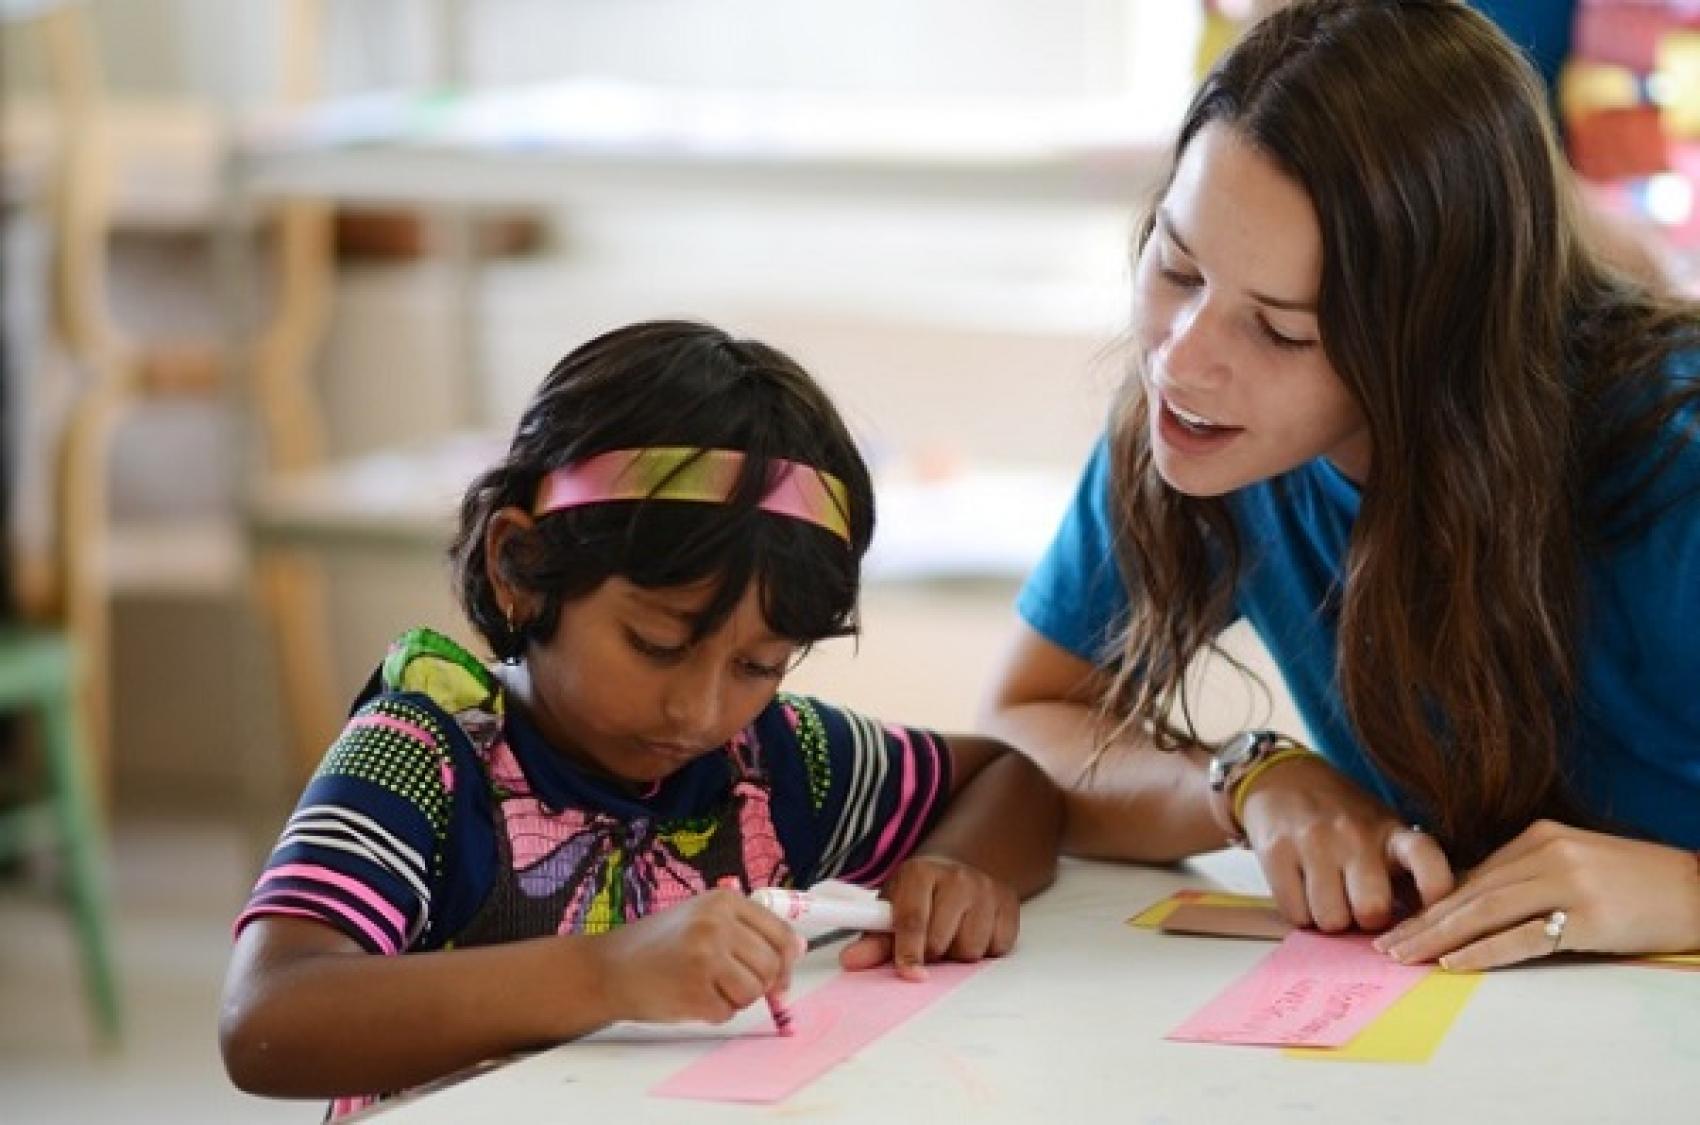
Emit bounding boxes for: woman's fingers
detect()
[1431,914,1563,972]
[1261,841,1314,929]
[1341,853,1397,932]
[1378,876,1552,965]
[1300,856,1354,933]
[1385,826,1456,909]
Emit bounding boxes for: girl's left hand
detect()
[838,856,1019,981]
[1374,820,1700,971]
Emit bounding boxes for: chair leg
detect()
[39,682,122,1044]
[257,551,343,780]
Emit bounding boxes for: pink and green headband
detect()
[533,447,852,544]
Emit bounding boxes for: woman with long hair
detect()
[983,0,1700,970]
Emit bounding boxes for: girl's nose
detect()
[659,663,722,740]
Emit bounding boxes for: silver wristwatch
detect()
[1207,729,1301,847]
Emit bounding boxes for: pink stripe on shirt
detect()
[260,862,412,939]
[236,894,398,956]
[840,727,944,884]
[348,712,442,752]
[886,729,945,867]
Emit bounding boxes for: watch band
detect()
[1207,731,1309,848]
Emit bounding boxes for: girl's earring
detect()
[504,606,523,663]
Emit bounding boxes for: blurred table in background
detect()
[223,76,1181,824]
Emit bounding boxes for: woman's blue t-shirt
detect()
[1017,387,1700,850]
[1468,0,1576,98]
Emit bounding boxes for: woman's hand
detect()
[591,887,803,1024]
[1239,755,1455,932]
[838,856,1019,980]
[1374,821,1700,970]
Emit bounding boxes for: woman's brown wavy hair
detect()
[1104,0,1700,864]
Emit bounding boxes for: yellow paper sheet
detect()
[1284,970,1482,1063]
[1128,890,1278,929]
[1637,953,1700,968]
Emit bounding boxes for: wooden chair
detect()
[4,0,273,806]
[242,0,346,783]
[2,0,128,811]
[6,0,351,829]
[0,0,122,1043]
[242,0,499,785]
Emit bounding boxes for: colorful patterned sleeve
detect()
[764,693,953,888]
[234,694,458,956]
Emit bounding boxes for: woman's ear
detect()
[484,506,538,619]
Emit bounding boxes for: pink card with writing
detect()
[1168,930,1429,1048]
[652,962,987,1104]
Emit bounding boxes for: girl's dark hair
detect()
[1103,0,1700,864]
[451,321,875,660]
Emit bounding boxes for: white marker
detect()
[750,887,894,933]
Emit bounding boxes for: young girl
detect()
[220,320,1061,1114]
[984,0,1700,971]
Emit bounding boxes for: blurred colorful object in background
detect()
[1195,2,1700,265]
[1565,1,1700,246]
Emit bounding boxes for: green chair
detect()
[2,0,133,1043]
[0,626,121,1043]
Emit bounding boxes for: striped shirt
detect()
[238,682,952,955]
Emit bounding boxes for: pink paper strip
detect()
[1168,931,1430,1048]
[652,962,987,1104]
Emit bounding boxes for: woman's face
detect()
[1133,123,1371,495]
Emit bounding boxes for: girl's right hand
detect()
[1238,756,1455,932]
[588,887,804,1025]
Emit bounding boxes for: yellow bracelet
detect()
[1229,745,1316,832]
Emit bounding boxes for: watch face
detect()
[1209,730,1259,791]
[1210,729,1281,789]
[1217,729,1264,768]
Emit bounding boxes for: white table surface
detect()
[360,853,1700,1124]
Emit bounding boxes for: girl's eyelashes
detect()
[624,627,792,680]
[625,628,686,662]
[748,648,808,680]
[736,657,788,680]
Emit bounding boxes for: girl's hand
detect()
[591,887,804,1024]
[1374,821,1700,970]
[1240,755,1454,932]
[838,857,1019,981]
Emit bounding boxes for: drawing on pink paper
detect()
[652,962,988,1104]
[1168,930,1430,1048]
